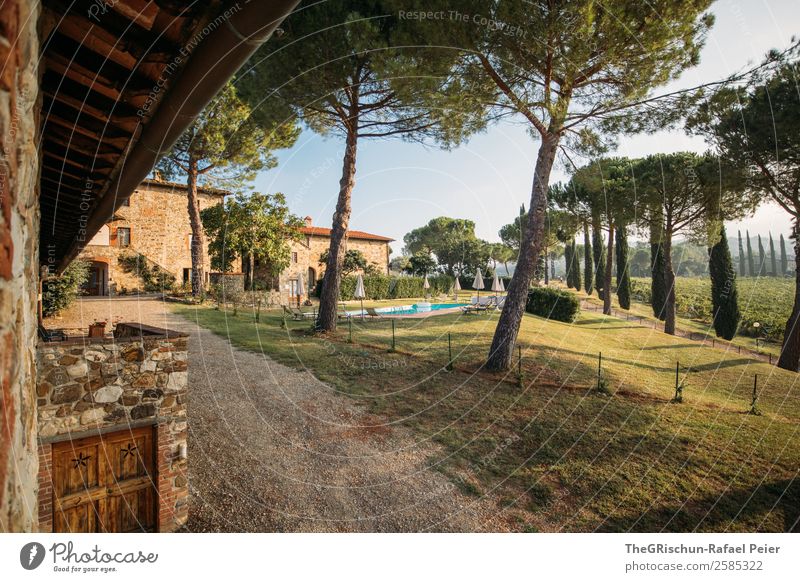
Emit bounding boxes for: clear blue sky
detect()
[253,0,800,256]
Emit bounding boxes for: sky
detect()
[253,0,800,256]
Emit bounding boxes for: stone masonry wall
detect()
[276,235,391,303]
[36,329,189,532]
[0,0,40,533]
[79,182,224,294]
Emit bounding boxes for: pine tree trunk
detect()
[603,224,614,315]
[592,221,604,300]
[543,250,549,285]
[663,234,676,335]
[583,223,593,295]
[187,161,205,297]
[317,123,358,332]
[778,219,800,371]
[486,133,559,371]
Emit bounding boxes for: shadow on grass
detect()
[602,479,800,532]
[639,344,703,350]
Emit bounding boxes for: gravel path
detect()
[47,297,508,532]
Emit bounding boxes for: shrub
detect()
[525,287,580,323]
[42,259,90,317]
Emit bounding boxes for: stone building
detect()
[79,179,226,295]
[0,0,298,532]
[263,216,394,304]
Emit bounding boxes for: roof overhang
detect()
[38,0,300,272]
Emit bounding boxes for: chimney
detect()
[304,216,313,227]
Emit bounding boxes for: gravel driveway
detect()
[47,297,507,532]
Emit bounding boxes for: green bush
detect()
[42,259,90,317]
[525,287,580,323]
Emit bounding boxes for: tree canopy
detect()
[404,217,489,276]
[201,192,302,290]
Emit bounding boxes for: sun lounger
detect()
[283,305,315,320]
[461,304,489,315]
[365,307,384,319]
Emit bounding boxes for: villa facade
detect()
[78,179,226,295]
[258,216,394,304]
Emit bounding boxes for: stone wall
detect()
[79,181,225,294]
[0,0,40,533]
[36,325,189,532]
[274,235,391,303]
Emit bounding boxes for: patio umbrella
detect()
[354,273,366,319]
[453,277,461,301]
[472,270,485,302]
[491,273,503,300]
[500,277,506,292]
[423,274,430,299]
[296,273,305,308]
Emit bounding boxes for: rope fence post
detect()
[348,316,353,343]
[749,374,761,415]
[390,319,396,352]
[446,332,454,371]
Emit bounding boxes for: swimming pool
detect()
[348,302,462,317]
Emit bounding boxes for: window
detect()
[291,252,298,263]
[117,227,131,247]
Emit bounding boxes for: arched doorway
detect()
[84,261,109,296]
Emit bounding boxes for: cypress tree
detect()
[709,225,740,340]
[592,222,605,300]
[780,233,789,276]
[650,242,667,321]
[564,242,574,288]
[757,234,766,276]
[583,223,593,295]
[746,230,755,276]
[738,230,746,276]
[615,225,631,309]
[573,241,582,291]
[769,233,778,276]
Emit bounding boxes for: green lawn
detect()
[173,301,800,532]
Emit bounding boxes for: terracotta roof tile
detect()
[299,226,394,242]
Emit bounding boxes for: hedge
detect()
[525,287,580,323]
[315,274,455,300]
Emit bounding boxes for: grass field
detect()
[174,301,800,532]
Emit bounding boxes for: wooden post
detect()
[675,361,679,393]
[390,319,396,352]
[597,352,602,389]
[446,333,454,371]
[348,316,353,343]
[749,374,760,415]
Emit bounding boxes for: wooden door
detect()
[52,426,156,533]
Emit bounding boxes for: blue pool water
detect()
[349,303,462,316]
